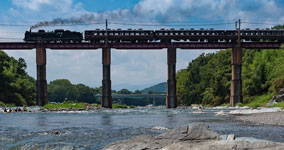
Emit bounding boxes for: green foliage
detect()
[0,50,36,106]
[44,102,87,109]
[246,94,273,109]
[0,101,5,107]
[112,104,128,109]
[117,89,132,94]
[48,79,101,104]
[176,48,284,107]
[142,82,167,94]
[270,102,284,109]
[177,50,231,106]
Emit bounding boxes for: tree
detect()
[0,50,36,106]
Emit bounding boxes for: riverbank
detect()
[232,112,284,126]
[1,107,284,149]
[0,103,136,113]
[210,106,284,126]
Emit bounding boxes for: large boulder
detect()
[156,123,220,141]
[103,123,284,150]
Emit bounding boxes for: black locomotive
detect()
[24,29,83,43]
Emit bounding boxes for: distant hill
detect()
[142,82,167,94]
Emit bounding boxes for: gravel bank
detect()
[233,112,284,126]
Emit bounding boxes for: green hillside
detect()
[142,82,167,94]
[0,50,36,106]
[177,48,284,107]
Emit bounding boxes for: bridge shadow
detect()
[101,115,113,126]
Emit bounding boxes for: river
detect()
[0,107,284,149]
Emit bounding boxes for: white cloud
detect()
[11,0,72,11]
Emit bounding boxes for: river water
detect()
[0,107,284,149]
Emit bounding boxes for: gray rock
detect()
[51,130,61,135]
[267,94,284,106]
[156,123,220,141]
[227,134,235,141]
[103,123,284,150]
[279,88,284,95]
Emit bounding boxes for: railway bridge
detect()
[0,28,283,108]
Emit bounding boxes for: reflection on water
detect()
[101,115,113,126]
[0,107,284,150]
[166,114,177,128]
[36,115,48,127]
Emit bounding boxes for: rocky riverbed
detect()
[232,112,284,126]
[103,123,284,150]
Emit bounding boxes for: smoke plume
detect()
[30,14,106,30]
[30,10,134,30]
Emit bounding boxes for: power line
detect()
[109,22,235,27]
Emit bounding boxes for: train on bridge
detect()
[24,28,284,43]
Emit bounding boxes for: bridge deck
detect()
[0,42,281,50]
[96,94,166,99]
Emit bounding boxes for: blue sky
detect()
[1,0,284,90]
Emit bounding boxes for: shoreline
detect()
[231,112,284,126]
[1,105,284,127]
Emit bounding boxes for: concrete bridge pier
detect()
[167,47,177,108]
[102,47,112,108]
[153,98,157,106]
[36,46,48,106]
[230,46,243,106]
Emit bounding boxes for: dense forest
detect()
[177,48,284,106]
[47,79,102,103]
[0,51,36,106]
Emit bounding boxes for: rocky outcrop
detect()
[103,123,284,150]
[267,88,284,106]
[156,123,220,141]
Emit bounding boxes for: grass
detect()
[237,94,273,109]
[0,101,16,107]
[270,102,284,109]
[112,104,136,109]
[44,101,136,110]
[44,102,87,109]
[220,103,230,107]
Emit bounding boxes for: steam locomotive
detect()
[24,29,83,43]
[24,28,284,43]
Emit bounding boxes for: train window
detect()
[130,32,134,35]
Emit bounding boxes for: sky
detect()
[0,0,284,91]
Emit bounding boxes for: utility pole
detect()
[106,19,108,30]
[105,19,108,46]
[238,19,241,48]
